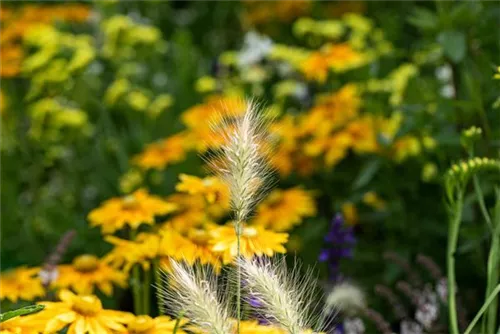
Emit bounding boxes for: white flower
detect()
[238,31,273,68]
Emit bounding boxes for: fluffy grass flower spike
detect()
[208,99,274,332]
[238,257,320,334]
[158,260,233,334]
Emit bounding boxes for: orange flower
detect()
[88,188,177,234]
[133,133,189,170]
[300,52,329,83]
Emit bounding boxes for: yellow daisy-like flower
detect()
[53,254,127,296]
[88,188,177,234]
[253,188,317,232]
[133,133,190,170]
[300,51,329,83]
[239,320,284,334]
[342,202,359,225]
[0,314,44,334]
[160,223,222,272]
[210,224,288,264]
[125,315,187,334]
[176,174,230,206]
[104,233,161,272]
[35,290,134,334]
[163,193,211,233]
[0,267,45,302]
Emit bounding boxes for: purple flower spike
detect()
[319,213,356,281]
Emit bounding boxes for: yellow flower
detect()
[176,174,230,207]
[0,314,43,334]
[104,233,161,272]
[362,192,386,211]
[210,224,288,264]
[35,290,133,334]
[133,133,189,170]
[239,320,283,333]
[163,193,211,232]
[392,135,422,163]
[300,52,329,83]
[323,43,365,71]
[345,117,378,154]
[253,188,316,231]
[342,202,359,225]
[52,254,127,296]
[160,224,222,272]
[0,267,45,302]
[125,315,187,334]
[88,188,177,234]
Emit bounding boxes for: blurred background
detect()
[1,0,499,331]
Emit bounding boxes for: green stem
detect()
[132,264,142,315]
[448,190,464,334]
[173,311,185,334]
[236,221,242,334]
[130,229,142,315]
[464,284,500,334]
[484,192,500,334]
[473,175,492,230]
[143,267,151,315]
[153,259,163,315]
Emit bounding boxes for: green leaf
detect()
[352,160,381,190]
[450,1,483,27]
[438,30,467,63]
[0,305,45,323]
[407,7,439,31]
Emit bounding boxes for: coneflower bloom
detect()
[33,290,134,333]
[125,315,188,334]
[88,188,177,234]
[210,224,288,264]
[0,266,45,302]
[52,254,127,296]
[319,214,356,281]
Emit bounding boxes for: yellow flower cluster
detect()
[0,4,91,77]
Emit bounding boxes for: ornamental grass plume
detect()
[238,256,321,334]
[207,99,274,331]
[158,260,233,334]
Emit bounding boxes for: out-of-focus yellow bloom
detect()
[34,290,133,334]
[0,267,45,302]
[345,116,378,154]
[148,94,173,118]
[238,320,284,333]
[0,4,91,78]
[392,135,422,163]
[88,188,177,234]
[422,162,438,182]
[52,254,127,296]
[28,98,91,142]
[104,233,161,272]
[294,17,345,39]
[362,192,386,211]
[210,224,288,264]
[422,135,437,151]
[494,66,500,80]
[253,188,316,231]
[300,51,329,83]
[176,174,230,207]
[195,76,218,93]
[0,89,5,116]
[133,133,190,170]
[242,0,311,28]
[163,193,211,232]
[127,90,150,112]
[323,43,366,72]
[119,169,144,194]
[125,315,187,334]
[342,202,359,225]
[101,15,163,61]
[105,78,131,106]
[0,313,44,334]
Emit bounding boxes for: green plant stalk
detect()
[132,264,142,315]
[130,229,142,315]
[153,259,163,315]
[0,305,44,322]
[173,311,185,334]
[236,221,242,334]
[143,267,151,316]
[484,193,500,334]
[464,284,500,334]
[448,190,464,334]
